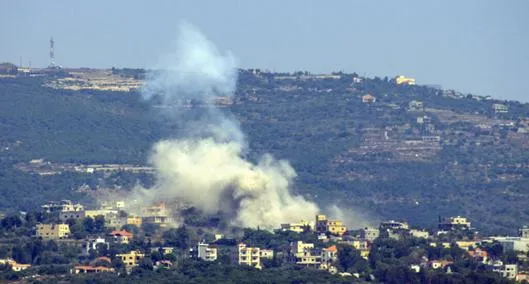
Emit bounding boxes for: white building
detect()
[197,242,217,261]
[494,263,518,279]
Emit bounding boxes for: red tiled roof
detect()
[324,245,338,252]
[110,230,133,238]
[96,256,112,263]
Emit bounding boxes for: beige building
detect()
[236,243,273,269]
[362,94,377,104]
[410,229,430,239]
[142,202,173,227]
[36,224,70,240]
[280,220,314,233]
[315,215,347,236]
[116,250,145,268]
[126,215,142,226]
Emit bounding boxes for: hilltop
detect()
[0,68,528,234]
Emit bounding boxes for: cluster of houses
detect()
[4,199,529,281]
[40,199,172,235]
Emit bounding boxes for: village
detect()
[0,199,528,282]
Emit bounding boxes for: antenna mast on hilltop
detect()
[49,37,56,68]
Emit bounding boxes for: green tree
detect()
[82,217,94,233]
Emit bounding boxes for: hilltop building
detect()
[315,215,347,236]
[395,75,416,85]
[42,200,84,213]
[279,220,314,233]
[492,103,509,113]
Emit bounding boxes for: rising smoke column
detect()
[140,23,319,229]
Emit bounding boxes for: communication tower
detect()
[49,37,57,68]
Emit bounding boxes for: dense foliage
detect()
[1,72,528,235]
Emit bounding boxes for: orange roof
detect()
[96,256,112,263]
[324,245,337,252]
[110,230,133,238]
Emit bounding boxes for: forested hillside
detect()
[1,71,528,234]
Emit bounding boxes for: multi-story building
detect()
[100,200,125,210]
[235,243,273,270]
[320,245,338,266]
[59,210,86,222]
[36,224,70,240]
[42,200,84,213]
[126,215,142,227]
[142,202,173,227]
[489,237,529,253]
[197,242,217,261]
[315,215,347,236]
[438,216,471,231]
[493,263,518,279]
[116,250,145,268]
[492,103,509,113]
[289,241,321,268]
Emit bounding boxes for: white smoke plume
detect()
[134,23,320,229]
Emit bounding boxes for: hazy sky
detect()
[1,0,528,101]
